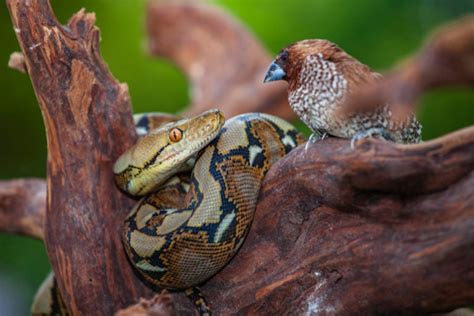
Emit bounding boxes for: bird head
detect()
[264,39,356,87]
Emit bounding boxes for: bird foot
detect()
[350,128,392,149]
[305,131,328,151]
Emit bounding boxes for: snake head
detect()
[113,109,225,196]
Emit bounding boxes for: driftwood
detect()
[115,291,177,316]
[5,1,152,314]
[204,129,474,315]
[339,15,474,120]
[146,1,295,120]
[2,0,473,315]
[0,178,45,240]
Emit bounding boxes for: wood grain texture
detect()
[202,128,474,315]
[117,128,474,315]
[146,1,295,120]
[5,1,153,314]
[115,291,177,316]
[3,1,473,315]
[0,179,45,240]
[339,15,474,119]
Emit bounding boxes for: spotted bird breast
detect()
[289,54,348,135]
[123,113,306,289]
[288,55,422,142]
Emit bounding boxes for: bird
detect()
[263,39,421,147]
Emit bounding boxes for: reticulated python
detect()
[32,109,305,316]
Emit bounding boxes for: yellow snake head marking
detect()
[113,109,225,196]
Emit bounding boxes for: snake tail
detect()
[185,287,211,316]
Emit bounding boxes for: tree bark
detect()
[0,179,45,240]
[339,15,474,119]
[203,127,474,315]
[3,1,473,315]
[146,1,295,121]
[5,1,153,314]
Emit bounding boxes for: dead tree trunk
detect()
[3,1,473,315]
[5,1,152,314]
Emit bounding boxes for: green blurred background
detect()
[0,0,472,314]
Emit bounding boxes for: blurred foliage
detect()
[0,0,472,313]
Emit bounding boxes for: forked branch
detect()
[146,1,294,120]
[6,0,152,314]
[2,1,473,315]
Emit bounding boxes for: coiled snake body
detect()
[32,110,305,315]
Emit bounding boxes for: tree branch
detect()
[6,1,153,314]
[146,1,295,120]
[3,1,473,315]
[345,126,474,194]
[0,179,45,240]
[202,133,474,315]
[339,15,474,119]
[115,291,176,316]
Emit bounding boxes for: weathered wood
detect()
[2,132,473,315]
[115,291,176,316]
[3,1,473,315]
[203,128,474,315]
[0,179,45,240]
[146,1,295,120]
[5,1,153,314]
[339,15,474,119]
[8,51,26,73]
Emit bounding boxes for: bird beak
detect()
[263,61,286,83]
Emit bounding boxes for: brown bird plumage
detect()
[264,39,421,144]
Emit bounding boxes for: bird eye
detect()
[169,128,183,142]
[280,51,289,62]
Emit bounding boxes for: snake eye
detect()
[169,128,183,142]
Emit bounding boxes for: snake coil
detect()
[32,110,305,316]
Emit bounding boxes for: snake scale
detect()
[32,109,305,316]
